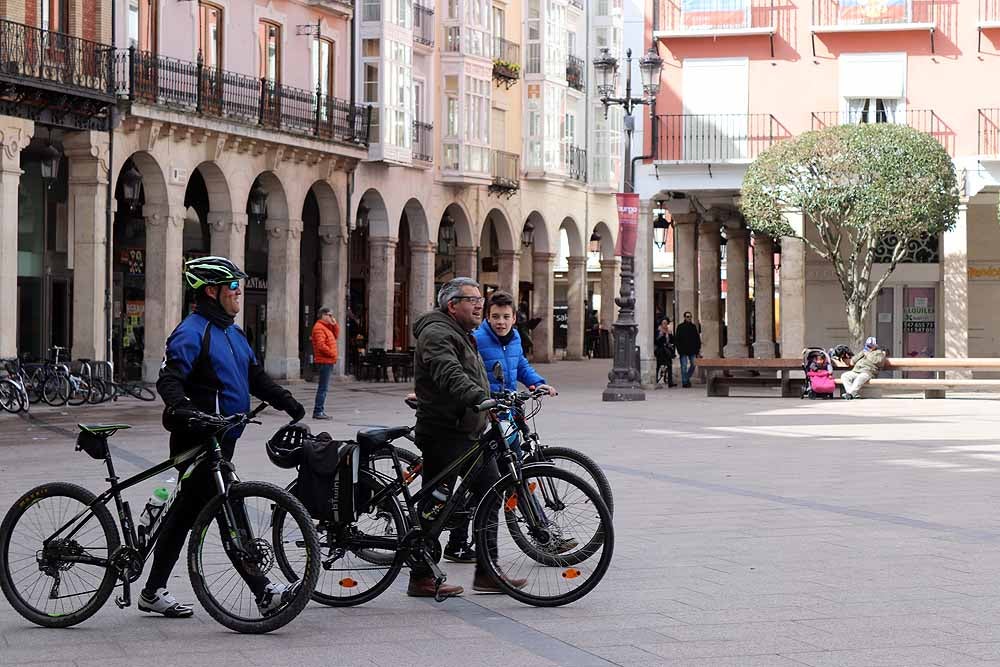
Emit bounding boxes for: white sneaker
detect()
[138,588,194,618]
[256,580,302,617]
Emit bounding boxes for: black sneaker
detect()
[443,541,477,563]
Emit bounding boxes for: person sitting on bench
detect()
[842,337,887,400]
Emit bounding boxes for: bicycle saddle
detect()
[78,423,131,437]
[356,426,412,450]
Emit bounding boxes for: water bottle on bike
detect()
[137,486,170,547]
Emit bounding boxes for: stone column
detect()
[634,203,656,384]
[64,131,109,361]
[319,225,348,376]
[0,118,32,357]
[531,252,556,363]
[497,249,520,302]
[565,256,587,360]
[367,235,397,350]
[142,204,185,382]
[208,211,247,327]
[723,222,750,358]
[752,234,777,358]
[265,218,303,380]
[673,212,699,323]
[454,246,478,279]
[698,217,722,358]
[779,211,807,358]
[943,203,969,378]
[409,242,436,346]
[599,258,620,333]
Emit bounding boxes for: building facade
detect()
[632,0,1000,379]
[5,0,625,382]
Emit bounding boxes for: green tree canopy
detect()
[740,123,959,349]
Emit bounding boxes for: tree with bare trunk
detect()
[740,123,959,350]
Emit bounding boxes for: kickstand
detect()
[115,580,132,609]
[433,576,450,603]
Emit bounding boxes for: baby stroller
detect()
[801,347,836,399]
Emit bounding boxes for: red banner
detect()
[614,193,640,258]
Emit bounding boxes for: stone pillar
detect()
[454,246,478,279]
[0,118,32,357]
[698,218,722,358]
[943,203,969,378]
[319,225,348,376]
[634,203,656,384]
[497,249,520,302]
[599,258,620,333]
[779,211,807,358]
[565,256,587,360]
[64,131,109,361]
[409,242,436,346]
[265,218,303,380]
[367,235,397,350]
[723,222,750,358]
[673,212,699,323]
[752,234,777,358]
[531,252,556,363]
[142,204,185,382]
[208,211,247,327]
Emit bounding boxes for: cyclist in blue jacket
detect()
[440,291,557,564]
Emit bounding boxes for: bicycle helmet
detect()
[266,423,311,469]
[183,256,249,290]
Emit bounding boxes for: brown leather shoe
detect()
[472,569,527,593]
[406,575,463,598]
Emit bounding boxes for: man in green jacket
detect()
[842,336,887,399]
[408,277,521,597]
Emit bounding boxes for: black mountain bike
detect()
[272,389,614,608]
[0,404,320,634]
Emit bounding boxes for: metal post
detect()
[128,45,135,99]
[195,50,203,114]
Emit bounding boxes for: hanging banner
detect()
[614,193,640,258]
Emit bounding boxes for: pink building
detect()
[632,0,1000,375]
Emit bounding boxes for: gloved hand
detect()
[286,400,306,423]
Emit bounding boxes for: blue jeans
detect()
[313,363,333,416]
[679,354,697,386]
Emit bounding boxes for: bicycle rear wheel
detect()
[474,467,613,607]
[66,377,92,407]
[0,379,23,413]
[274,470,405,607]
[87,378,107,404]
[368,446,422,492]
[188,481,320,634]
[0,483,120,627]
[41,374,69,406]
[527,446,614,515]
[126,383,156,401]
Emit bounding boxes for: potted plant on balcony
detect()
[492,59,520,81]
[741,122,959,350]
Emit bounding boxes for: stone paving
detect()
[7,361,1000,665]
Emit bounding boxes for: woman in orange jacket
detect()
[310,307,340,419]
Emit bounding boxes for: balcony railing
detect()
[568,0,584,9]
[414,4,435,46]
[492,37,521,88]
[980,109,1000,156]
[567,146,587,182]
[0,18,114,99]
[116,48,370,146]
[811,0,935,28]
[656,113,778,162]
[566,55,585,92]
[811,109,950,154]
[490,149,520,197]
[412,120,432,163]
[655,0,776,33]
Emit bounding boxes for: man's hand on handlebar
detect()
[529,384,558,397]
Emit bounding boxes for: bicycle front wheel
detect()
[0,379,23,413]
[188,481,320,634]
[126,383,156,401]
[66,378,92,407]
[474,467,614,607]
[527,446,614,515]
[41,375,69,406]
[0,483,120,628]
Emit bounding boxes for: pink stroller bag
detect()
[807,370,835,395]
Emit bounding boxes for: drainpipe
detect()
[104,0,116,366]
[584,0,591,309]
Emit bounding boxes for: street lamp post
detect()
[594,46,663,402]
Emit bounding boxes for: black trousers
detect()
[144,462,269,597]
[413,431,500,577]
[656,353,675,384]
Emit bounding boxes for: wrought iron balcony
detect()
[811,109,951,154]
[412,120,432,163]
[810,0,936,53]
[567,146,587,182]
[980,108,1000,156]
[115,48,371,147]
[492,37,521,89]
[656,113,779,163]
[414,4,435,46]
[489,149,520,198]
[0,18,115,129]
[566,55,585,92]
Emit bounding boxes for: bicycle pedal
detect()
[114,595,130,609]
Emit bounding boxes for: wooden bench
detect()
[698,357,1000,399]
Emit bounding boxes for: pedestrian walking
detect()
[310,306,339,420]
[674,311,702,388]
[654,317,676,388]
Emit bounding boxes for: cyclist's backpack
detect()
[295,432,359,524]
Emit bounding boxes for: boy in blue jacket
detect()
[439,290,556,564]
